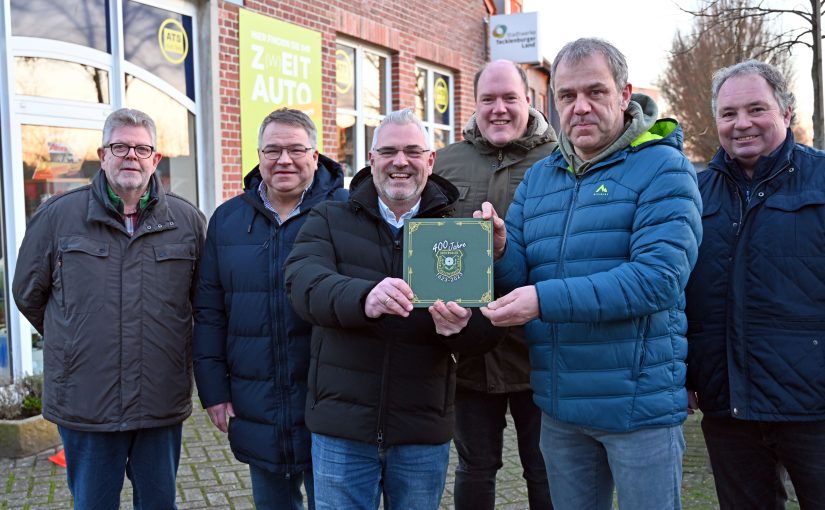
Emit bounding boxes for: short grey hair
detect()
[551,38,628,94]
[102,108,157,147]
[370,108,431,151]
[711,59,796,121]
[258,108,318,148]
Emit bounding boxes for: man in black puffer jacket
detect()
[285,108,503,510]
[194,108,346,510]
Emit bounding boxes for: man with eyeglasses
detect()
[13,107,206,509]
[284,108,504,509]
[433,59,556,510]
[193,108,347,510]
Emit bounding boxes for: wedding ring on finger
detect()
[384,296,392,306]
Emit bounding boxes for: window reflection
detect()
[123,1,195,101]
[10,0,109,52]
[21,125,101,221]
[363,52,386,117]
[433,73,451,126]
[336,114,355,178]
[416,67,427,121]
[125,75,197,204]
[364,118,380,167]
[15,57,110,104]
[417,65,454,149]
[336,44,356,111]
[434,129,449,150]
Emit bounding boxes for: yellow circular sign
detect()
[434,77,449,114]
[158,18,189,65]
[335,49,353,95]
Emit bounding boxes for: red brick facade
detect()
[216,0,491,201]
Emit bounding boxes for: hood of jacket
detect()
[462,106,557,155]
[239,152,345,219]
[559,93,670,174]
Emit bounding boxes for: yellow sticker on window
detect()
[158,18,189,65]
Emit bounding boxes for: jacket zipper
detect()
[376,346,391,445]
[273,224,296,469]
[376,232,405,445]
[551,174,582,413]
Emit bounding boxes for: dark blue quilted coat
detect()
[193,155,345,473]
[685,131,825,421]
[495,120,702,432]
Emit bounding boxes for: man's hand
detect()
[206,402,235,433]
[481,285,539,327]
[473,201,506,259]
[428,300,472,336]
[365,277,414,318]
[687,391,699,415]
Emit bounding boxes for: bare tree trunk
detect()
[812,0,824,148]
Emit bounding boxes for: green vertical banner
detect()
[239,9,323,175]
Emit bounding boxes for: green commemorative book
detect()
[402,218,493,307]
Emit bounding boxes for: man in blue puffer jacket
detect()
[193,108,346,510]
[685,60,825,510]
[478,38,702,510]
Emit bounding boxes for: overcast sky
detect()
[523,0,815,132]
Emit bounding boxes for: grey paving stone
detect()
[0,397,774,510]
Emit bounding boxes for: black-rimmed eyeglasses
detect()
[106,143,155,159]
[260,146,314,160]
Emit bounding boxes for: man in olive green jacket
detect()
[433,60,557,510]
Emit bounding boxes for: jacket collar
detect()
[88,170,168,230]
[240,152,346,220]
[347,166,458,220]
[709,128,795,182]
[461,106,557,155]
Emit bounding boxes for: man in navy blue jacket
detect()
[193,108,345,510]
[685,60,825,510]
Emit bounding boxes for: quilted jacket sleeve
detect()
[192,212,231,408]
[535,152,703,323]
[285,204,377,329]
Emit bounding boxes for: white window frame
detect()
[415,62,455,149]
[336,39,392,176]
[0,0,203,379]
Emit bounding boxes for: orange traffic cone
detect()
[49,449,66,467]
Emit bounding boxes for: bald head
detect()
[474,60,531,146]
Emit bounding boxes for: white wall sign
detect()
[489,12,540,63]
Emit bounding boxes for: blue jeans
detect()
[540,414,684,510]
[453,388,552,509]
[58,424,182,510]
[311,432,450,510]
[702,415,825,510]
[249,463,314,510]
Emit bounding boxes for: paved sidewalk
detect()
[0,402,799,509]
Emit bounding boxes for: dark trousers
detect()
[702,415,825,510]
[453,388,552,510]
[58,423,182,510]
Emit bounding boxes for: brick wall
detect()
[216,0,490,201]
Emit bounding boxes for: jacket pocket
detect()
[763,191,825,256]
[57,236,109,313]
[631,316,651,379]
[151,243,197,313]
